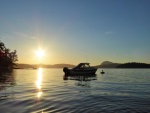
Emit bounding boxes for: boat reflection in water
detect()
[36,68,43,99]
[63,74,97,88]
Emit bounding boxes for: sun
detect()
[36,48,45,59]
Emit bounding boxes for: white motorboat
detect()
[63,63,97,75]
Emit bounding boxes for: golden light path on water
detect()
[36,68,43,98]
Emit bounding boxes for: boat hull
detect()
[64,69,97,75]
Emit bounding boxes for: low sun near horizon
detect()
[35,48,45,63]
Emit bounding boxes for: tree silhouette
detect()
[0,41,18,71]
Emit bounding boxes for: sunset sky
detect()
[0,0,150,65]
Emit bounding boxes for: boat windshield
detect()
[73,63,90,70]
[84,64,90,68]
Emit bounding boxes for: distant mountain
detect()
[15,62,150,69]
[15,63,75,69]
[14,63,34,69]
[44,64,75,68]
[117,62,150,68]
[96,61,120,68]
[101,61,114,65]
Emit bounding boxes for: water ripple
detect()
[0,69,150,112]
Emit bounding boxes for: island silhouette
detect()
[96,61,150,68]
[14,61,150,69]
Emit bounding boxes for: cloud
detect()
[0,35,13,39]
[0,36,3,39]
[29,37,37,39]
[14,32,37,39]
[105,31,115,35]
[0,32,37,40]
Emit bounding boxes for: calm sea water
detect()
[0,68,150,113]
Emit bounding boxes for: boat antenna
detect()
[86,48,88,62]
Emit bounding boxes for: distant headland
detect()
[14,63,75,69]
[14,61,150,69]
[95,61,150,68]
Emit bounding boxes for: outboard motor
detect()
[63,67,69,75]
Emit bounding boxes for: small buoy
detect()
[101,70,105,74]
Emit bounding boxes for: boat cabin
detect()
[73,63,90,70]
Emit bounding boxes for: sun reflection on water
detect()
[36,68,43,99]
[37,91,43,98]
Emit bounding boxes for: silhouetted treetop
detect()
[0,41,18,71]
[117,62,150,68]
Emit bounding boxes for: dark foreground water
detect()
[0,68,150,113]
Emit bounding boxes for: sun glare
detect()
[36,48,45,59]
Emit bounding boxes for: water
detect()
[0,68,150,113]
